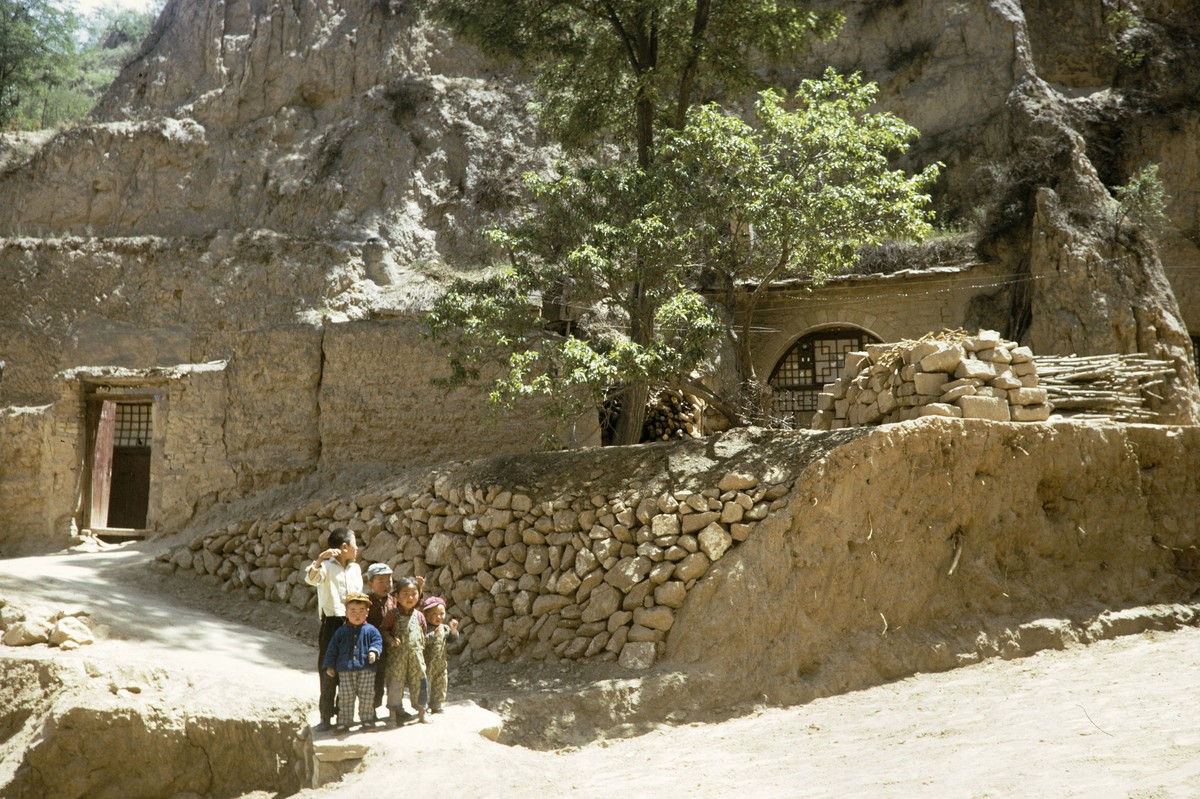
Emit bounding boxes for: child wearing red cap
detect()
[421,595,459,714]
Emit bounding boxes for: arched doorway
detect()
[768,327,880,428]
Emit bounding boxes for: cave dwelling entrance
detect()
[86,392,154,538]
[768,326,881,428]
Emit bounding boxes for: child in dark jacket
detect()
[364,563,396,717]
[322,592,384,731]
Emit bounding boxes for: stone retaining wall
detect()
[162,469,790,670]
[812,330,1053,429]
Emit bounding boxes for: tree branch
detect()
[670,378,745,427]
[674,0,711,128]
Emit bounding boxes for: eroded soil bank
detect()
[466,419,1200,746]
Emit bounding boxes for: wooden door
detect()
[108,448,150,529]
[89,401,117,529]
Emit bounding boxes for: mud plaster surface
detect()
[2,544,1199,798]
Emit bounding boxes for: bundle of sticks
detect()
[642,389,702,441]
[1036,353,1177,423]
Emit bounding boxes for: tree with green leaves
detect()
[654,75,939,390]
[425,76,938,435]
[425,156,726,444]
[0,0,77,129]
[423,1,936,442]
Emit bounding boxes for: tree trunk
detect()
[611,382,649,445]
[610,280,655,445]
[674,0,712,129]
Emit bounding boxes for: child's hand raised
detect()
[449,619,459,634]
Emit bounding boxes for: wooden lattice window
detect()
[114,403,152,447]
[769,328,878,425]
[1192,335,1200,384]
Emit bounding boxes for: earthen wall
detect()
[747,263,1014,378]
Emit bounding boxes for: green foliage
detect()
[658,75,938,292]
[426,76,938,430]
[424,0,842,162]
[650,75,938,383]
[1102,9,1147,69]
[1113,163,1169,234]
[0,0,78,129]
[425,145,728,403]
[5,0,163,130]
[423,0,936,439]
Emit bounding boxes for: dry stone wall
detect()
[812,331,1053,429]
[161,446,797,670]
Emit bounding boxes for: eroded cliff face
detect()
[1,0,544,259]
[0,0,1197,405]
[793,0,1200,420]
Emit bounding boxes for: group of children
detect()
[305,527,459,732]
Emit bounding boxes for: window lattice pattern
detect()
[769,329,876,419]
[1193,336,1200,384]
[114,404,152,447]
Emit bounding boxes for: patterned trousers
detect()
[385,647,428,711]
[428,662,448,710]
[337,670,377,725]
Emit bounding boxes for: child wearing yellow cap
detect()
[322,592,384,731]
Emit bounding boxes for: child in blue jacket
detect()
[322,592,384,731]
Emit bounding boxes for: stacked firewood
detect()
[642,390,702,441]
[1036,354,1177,423]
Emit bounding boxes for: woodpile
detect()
[1036,354,1176,423]
[641,390,702,442]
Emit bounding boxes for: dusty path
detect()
[0,546,313,697]
[321,625,1200,799]
[3,546,1199,798]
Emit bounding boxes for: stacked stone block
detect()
[811,330,1053,430]
[160,472,787,670]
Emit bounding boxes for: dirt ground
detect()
[3,541,1200,799]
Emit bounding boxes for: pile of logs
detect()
[1036,354,1176,423]
[642,390,702,441]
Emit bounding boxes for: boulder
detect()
[717,473,758,492]
[918,345,964,373]
[425,532,457,566]
[697,523,733,561]
[3,618,52,646]
[581,583,621,623]
[654,581,688,609]
[619,643,657,667]
[958,395,1011,421]
[603,556,653,592]
[633,606,675,632]
[50,616,95,647]
[531,594,572,617]
[674,552,711,581]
